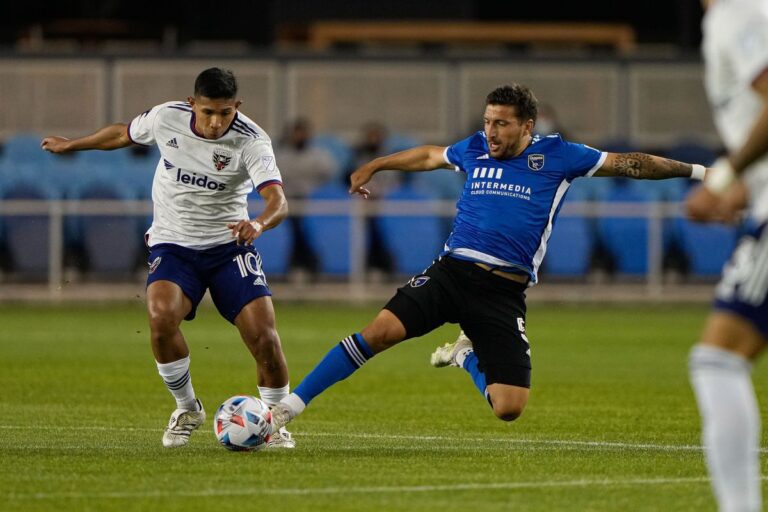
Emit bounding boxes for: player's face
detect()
[483,104,534,159]
[189,96,242,140]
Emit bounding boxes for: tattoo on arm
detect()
[612,153,692,180]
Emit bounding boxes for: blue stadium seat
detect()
[2,180,58,276]
[382,133,420,154]
[411,169,465,200]
[543,215,593,277]
[301,183,354,276]
[677,220,737,277]
[568,176,613,202]
[245,195,294,276]
[78,148,130,167]
[75,181,142,275]
[2,133,45,161]
[251,224,293,277]
[375,185,445,276]
[597,181,652,275]
[120,160,157,200]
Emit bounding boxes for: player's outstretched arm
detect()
[593,152,705,180]
[349,145,450,197]
[41,123,133,154]
[227,184,288,245]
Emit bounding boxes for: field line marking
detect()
[7,475,737,500]
[2,424,767,453]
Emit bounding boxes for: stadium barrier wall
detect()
[0,198,696,297]
[0,56,718,148]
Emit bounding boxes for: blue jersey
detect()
[443,131,606,285]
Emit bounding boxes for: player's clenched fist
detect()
[41,136,72,153]
[227,219,264,245]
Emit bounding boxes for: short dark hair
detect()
[485,85,538,122]
[194,67,238,99]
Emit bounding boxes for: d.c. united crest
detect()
[212,148,233,171]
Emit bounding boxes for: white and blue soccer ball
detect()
[214,395,272,451]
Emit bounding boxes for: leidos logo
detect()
[176,169,226,191]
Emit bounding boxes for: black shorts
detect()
[384,255,531,388]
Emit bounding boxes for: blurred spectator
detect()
[351,122,400,277]
[534,103,568,139]
[276,118,338,199]
[351,122,404,194]
[275,118,338,276]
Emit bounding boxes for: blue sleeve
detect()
[445,135,476,173]
[561,141,606,180]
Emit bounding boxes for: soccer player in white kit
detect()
[686,1,768,510]
[41,68,295,448]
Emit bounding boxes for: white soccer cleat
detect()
[269,403,295,433]
[430,331,473,368]
[265,427,295,449]
[162,399,205,448]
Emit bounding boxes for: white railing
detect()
[0,198,686,296]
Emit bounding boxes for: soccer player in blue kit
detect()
[268,84,712,431]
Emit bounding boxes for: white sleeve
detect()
[732,7,768,84]
[127,105,161,146]
[242,139,283,192]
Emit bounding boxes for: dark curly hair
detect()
[194,67,238,99]
[485,85,538,122]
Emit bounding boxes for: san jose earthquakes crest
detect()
[212,147,233,171]
[528,154,544,171]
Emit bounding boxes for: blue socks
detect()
[461,351,491,404]
[294,333,374,405]
[291,333,491,410]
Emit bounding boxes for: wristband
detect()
[690,164,706,181]
[251,219,264,232]
[703,158,735,195]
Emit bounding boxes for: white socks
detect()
[156,356,198,411]
[258,384,290,407]
[689,344,762,512]
[280,393,307,417]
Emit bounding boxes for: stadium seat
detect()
[597,181,652,275]
[2,180,58,277]
[543,215,594,277]
[249,216,294,277]
[568,176,613,202]
[1,133,45,161]
[375,185,445,276]
[301,183,354,276]
[78,148,130,169]
[677,220,737,277]
[76,181,142,276]
[411,168,465,200]
[382,133,420,154]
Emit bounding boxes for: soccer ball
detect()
[213,395,273,451]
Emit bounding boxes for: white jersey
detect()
[702,0,768,222]
[128,101,282,249]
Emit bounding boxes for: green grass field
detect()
[1,301,766,511]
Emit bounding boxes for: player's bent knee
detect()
[487,384,529,421]
[492,401,526,422]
